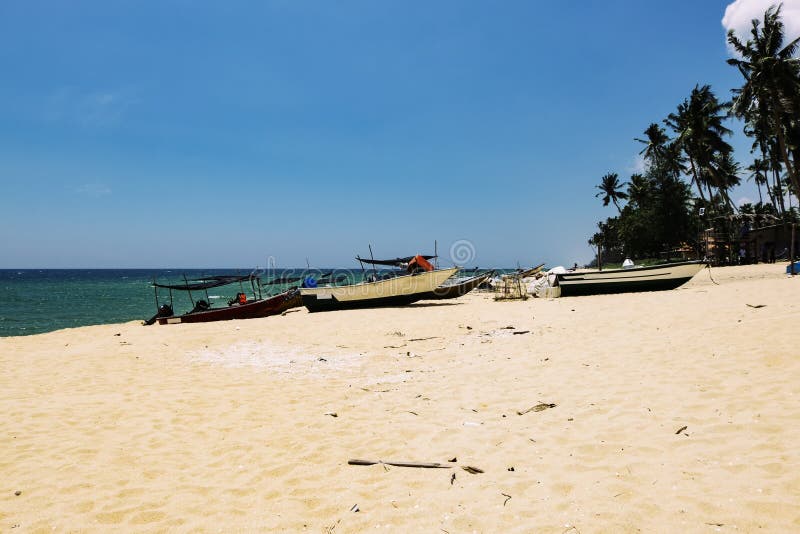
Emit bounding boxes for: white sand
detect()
[1,263,798,532]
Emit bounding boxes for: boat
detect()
[301,267,459,312]
[355,255,437,268]
[503,263,545,279]
[417,270,495,300]
[554,260,706,297]
[146,273,301,325]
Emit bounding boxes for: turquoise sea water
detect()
[0,268,501,337]
[0,269,346,337]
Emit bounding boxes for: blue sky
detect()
[0,1,794,268]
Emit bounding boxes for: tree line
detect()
[591,4,799,264]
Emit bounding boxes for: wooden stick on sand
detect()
[348,459,451,469]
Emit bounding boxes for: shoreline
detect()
[2,263,798,531]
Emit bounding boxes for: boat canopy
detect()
[263,272,332,285]
[152,274,253,291]
[356,255,436,267]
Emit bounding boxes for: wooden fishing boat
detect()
[156,289,301,324]
[146,273,302,325]
[555,261,706,297]
[417,270,495,300]
[300,267,459,312]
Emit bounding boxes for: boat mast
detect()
[153,276,159,311]
[368,244,377,280]
[183,273,195,307]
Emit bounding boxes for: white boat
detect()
[555,261,706,297]
[300,267,459,312]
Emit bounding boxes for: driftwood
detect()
[675,425,688,435]
[348,459,451,469]
[517,403,556,415]
[461,465,484,474]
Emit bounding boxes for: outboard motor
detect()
[190,300,210,313]
[143,303,174,326]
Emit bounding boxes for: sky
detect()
[1,0,798,269]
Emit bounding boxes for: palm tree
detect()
[747,158,768,205]
[595,172,628,212]
[635,123,669,165]
[627,173,651,207]
[728,4,800,203]
[665,85,734,209]
[711,151,741,211]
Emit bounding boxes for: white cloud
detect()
[44,86,139,127]
[626,153,647,174]
[737,195,753,206]
[76,183,112,197]
[723,0,800,54]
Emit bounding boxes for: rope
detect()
[705,263,720,285]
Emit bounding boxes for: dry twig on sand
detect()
[517,403,556,415]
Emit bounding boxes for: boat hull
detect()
[301,268,458,312]
[158,289,301,324]
[417,271,494,300]
[556,261,706,297]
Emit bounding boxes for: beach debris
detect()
[409,337,442,342]
[675,425,688,435]
[517,403,557,415]
[325,519,341,533]
[461,466,484,474]
[706,523,724,527]
[318,357,327,362]
[114,333,121,336]
[350,503,360,513]
[390,331,405,337]
[14,490,21,496]
[448,457,457,462]
[281,309,300,316]
[324,412,338,418]
[406,411,419,416]
[450,473,456,485]
[466,325,473,330]
[508,467,515,471]
[348,459,452,469]
[746,303,766,308]
[384,344,406,349]
[512,330,530,335]
[502,492,512,506]
[501,325,515,329]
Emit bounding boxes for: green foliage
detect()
[591,5,800,264]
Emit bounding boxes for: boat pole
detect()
[434,240,438,269]
[183,273,195,306]
[369,244,377,281]
[791,223,796,276]
[153,276,159,311]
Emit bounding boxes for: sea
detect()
[0,267,499,337]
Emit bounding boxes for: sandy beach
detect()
[1,263,798,532]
